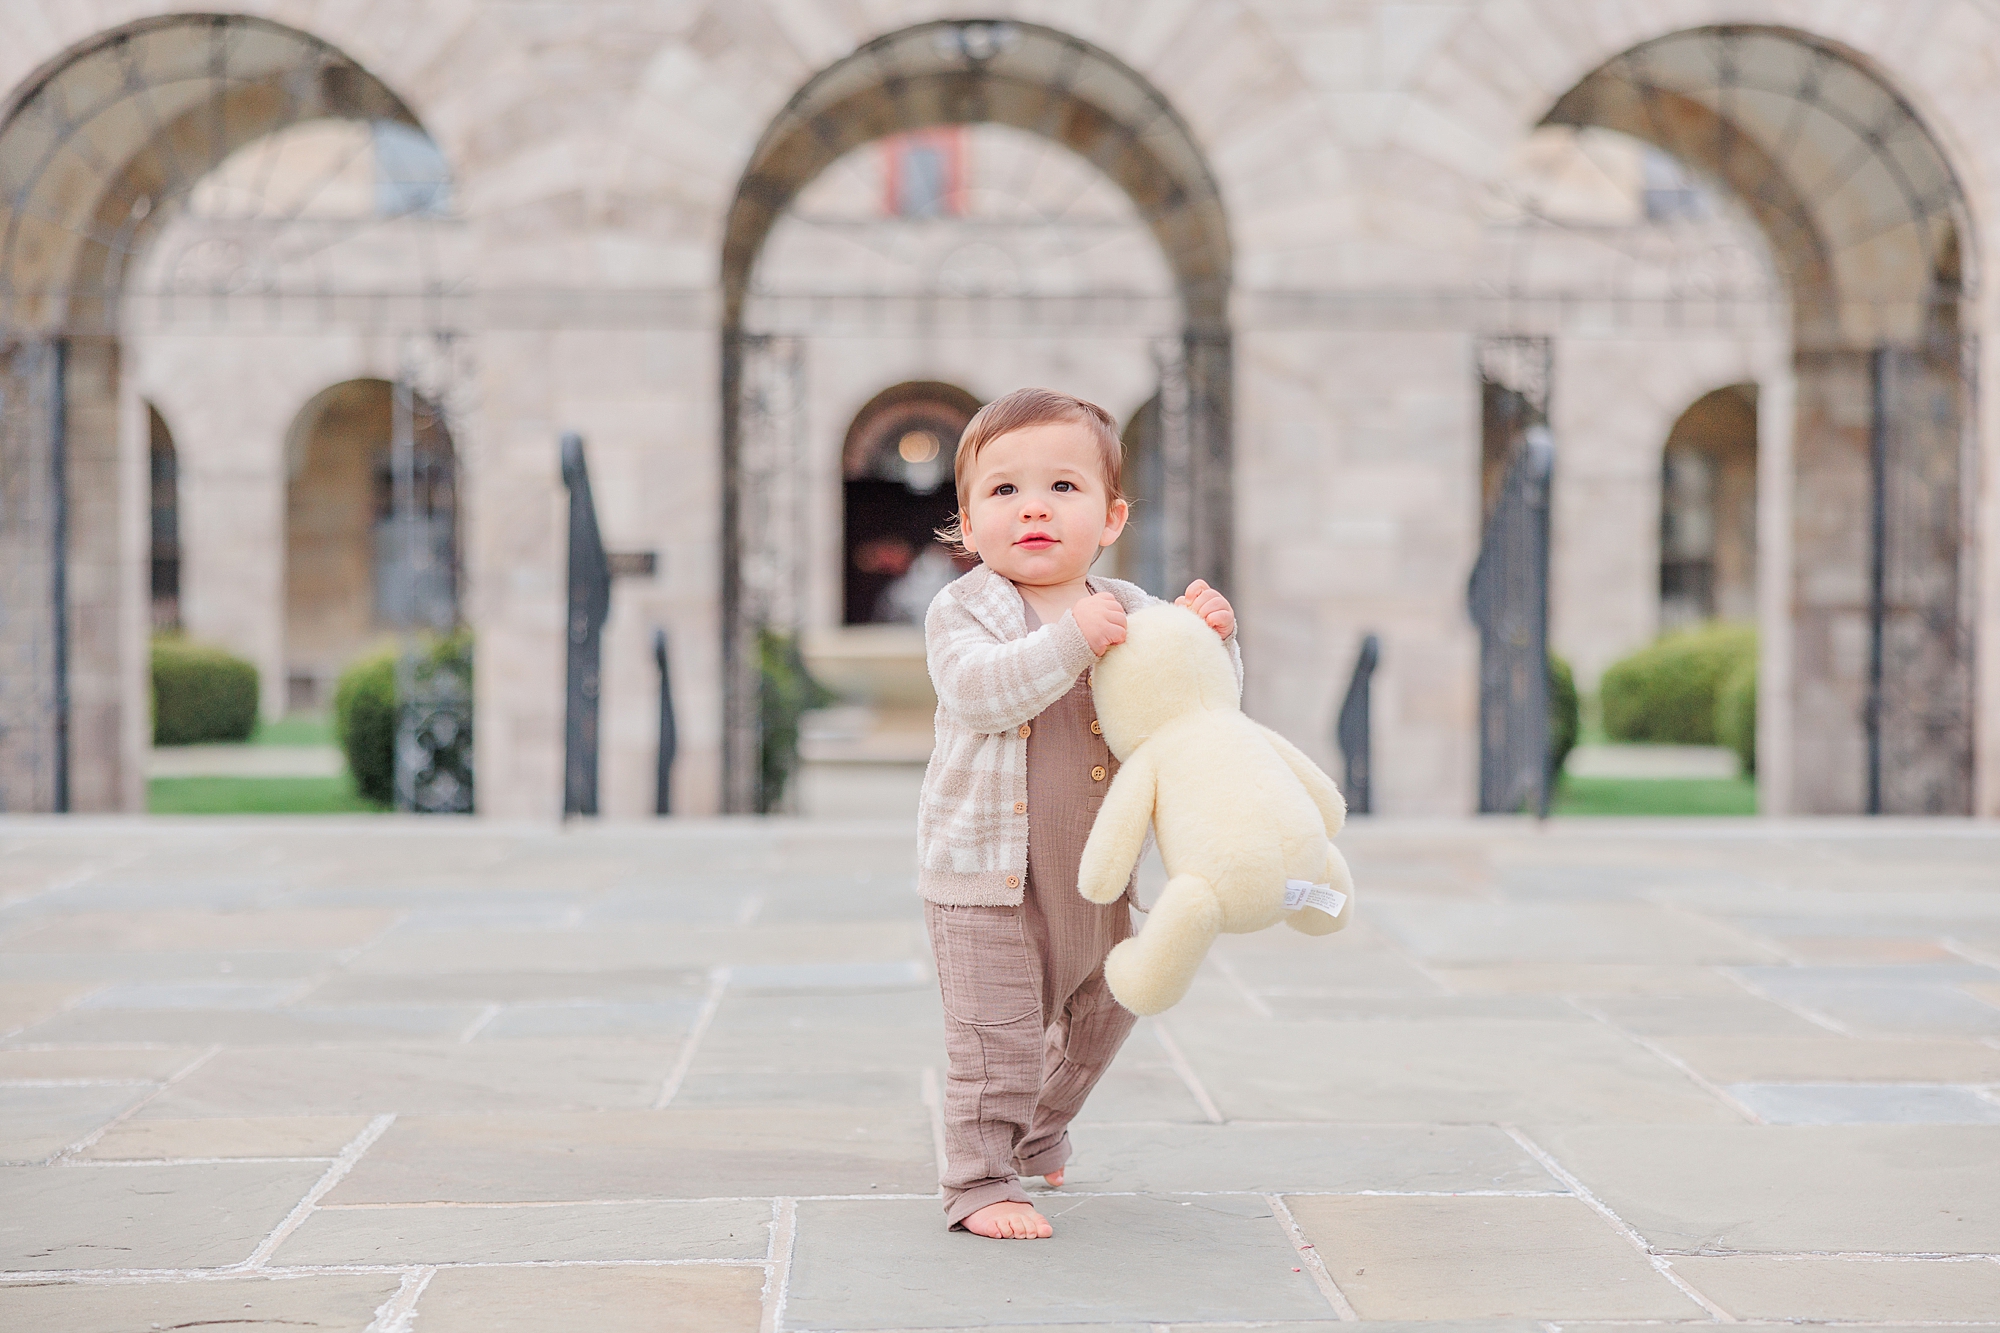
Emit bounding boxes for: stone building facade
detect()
[1,1,1995,819]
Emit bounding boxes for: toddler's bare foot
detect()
[1043,1168,1065,1187]
[962,1200,1053,1239]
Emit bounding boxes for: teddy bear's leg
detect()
[1284,842,1355,937]
[1102,873,1222,1016]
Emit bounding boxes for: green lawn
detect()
[251,713,335,746]
[1552,773,1758,816]
[148,776,384,814]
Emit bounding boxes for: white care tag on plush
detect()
[1285,879,1348,917]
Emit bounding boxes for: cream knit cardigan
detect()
[918,561,1241,906]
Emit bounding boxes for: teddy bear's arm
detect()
[1076,747,1157,904]
[1253,724,1347,836]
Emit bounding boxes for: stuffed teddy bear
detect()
[1077,603,1354,1016]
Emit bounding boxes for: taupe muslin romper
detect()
[924,616,1139,1229]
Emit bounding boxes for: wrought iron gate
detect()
[1148,333,1234,598]
[722,334,808,813]
[1470,336,1555,815]
[388,346,475,816]
[0,339,63,812]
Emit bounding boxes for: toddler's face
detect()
[959,422,1127,588]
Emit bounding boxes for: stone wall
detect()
[3,0,1996,816]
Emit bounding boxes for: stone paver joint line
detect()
[457,1003,503,1042]
[365,1265,434,1333]
[1152,1021,1225,1124]
[0,978,112,1043]
[53,1044,222,1163]
[1722,969,1851,1036]
[921,1065,948,1176]
[244,1114,396,1269]
[655,966,729,1108]
[1657,898,1789,966]
[0,1258,789,1284]
[1943,937,2000,970]
[1502,1124,1735,1322]
[1265,1192,1359,1319]
[1208,953,1275,1019]
[1566,997,1763,1123]
[762,1196,797,1333]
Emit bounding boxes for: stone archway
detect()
[1660,385,1758,633]
[0,14,455,811]
[715,19,1234,810]
[283,378,457,713]
[1542,26,1977,814]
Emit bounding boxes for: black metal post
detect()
[561,433,611,817]
[49,337,68,814]
[654,628,676,816]
[1336,633,1379,815]
[1866,347,1887,816]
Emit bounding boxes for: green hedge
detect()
[1549,654,1579,778]
[335,633,472,807]
[758,628,838,813]
[151,636,258,745]
[1715,656,1757,776]
[1601,623,1756,746]
[334,648,398,806]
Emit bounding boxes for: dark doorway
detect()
[842,382,979,625]
[1659,385,1757,632]
[148,405,179,631]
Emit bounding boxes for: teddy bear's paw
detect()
[1284,904,1346,936]
[1284,845,1353,935]
[1075,872,1126,905]
[1104,938,1197,1016]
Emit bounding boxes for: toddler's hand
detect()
[1073,592,1128,656]
[1176,579,1235,639]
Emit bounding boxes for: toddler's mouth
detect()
[1015,532,1057,550]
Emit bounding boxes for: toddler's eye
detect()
[993,483,1015,496]
[1053,480,1075,492]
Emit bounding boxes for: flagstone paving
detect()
[2,816,1999,1332]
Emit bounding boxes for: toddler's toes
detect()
[961,1200,1052,1239]
[1044,1168,1064,1188]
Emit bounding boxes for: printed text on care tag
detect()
[1284,879,1347,917]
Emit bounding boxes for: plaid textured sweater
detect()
[918,562,1242,906]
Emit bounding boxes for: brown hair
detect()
[935,387,1125,550]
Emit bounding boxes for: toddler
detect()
[918,387,1239,1239]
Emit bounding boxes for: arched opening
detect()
[1660,386,1758,632]
[283,379,457,713]
[840,382,978,626]
[148,404,180,632]
[0,15,458,811]
[1531,26,1976,814]
[1110,397,1168,597]
[717,21,1233,810]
